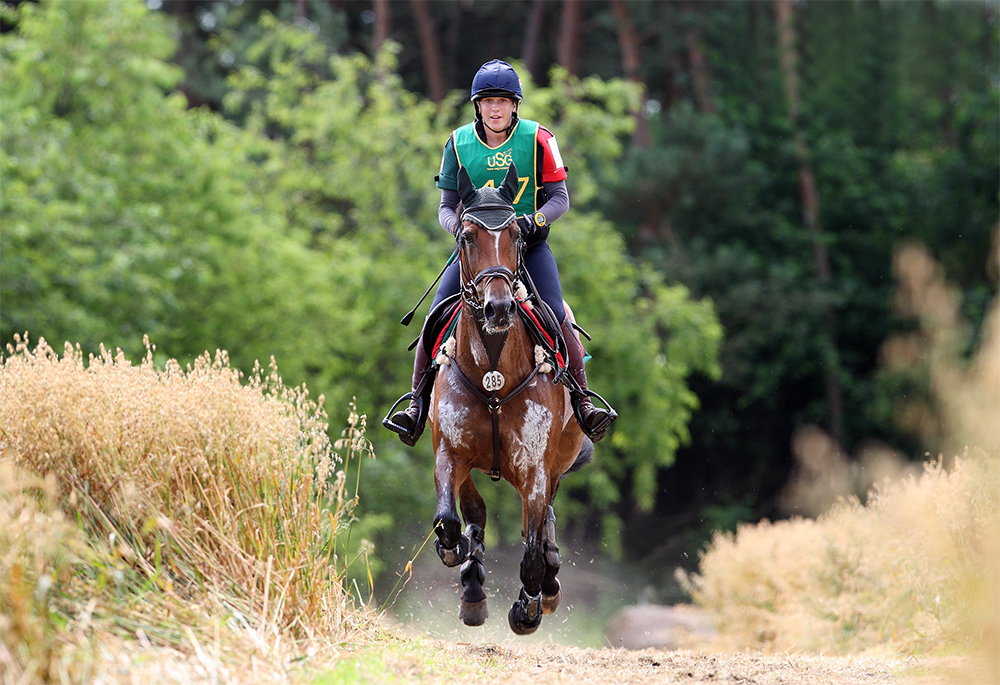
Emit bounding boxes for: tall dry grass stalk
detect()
[684,242,999,682]
[0,336,374,682]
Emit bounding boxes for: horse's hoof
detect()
[542,583,561,615]
[459,599,489,626]
[435,536,469,567]
[507,592,543,635]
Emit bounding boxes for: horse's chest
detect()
[434,373,558,469]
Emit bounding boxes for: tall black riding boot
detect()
[562,320,617,442]
[383,337,434,446]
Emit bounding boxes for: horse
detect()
[427,163,593,635]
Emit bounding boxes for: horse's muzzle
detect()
[483,292,514,333]
[474,265,517,334]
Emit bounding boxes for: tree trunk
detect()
[410,0,445,102]
[684,3,715,114]
[610,0,649,147]
[774,0,844,445]
[557,0,583,76]
[373,0,391,54]
[522,0,547,82]
[611,0,640,80]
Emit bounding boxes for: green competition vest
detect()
[452,119,540,216]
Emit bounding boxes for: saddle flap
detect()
[517,301,566,371]
[423,293,462,361]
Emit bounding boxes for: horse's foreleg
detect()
[456,478,488,626]
[540,504,561,614]
[508,485,548,635]
[433,453,468,567]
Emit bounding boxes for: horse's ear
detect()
[457,166,477,206]
[498,163,519,205]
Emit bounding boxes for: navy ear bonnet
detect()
[457,164,519,231]
[461,187,517,231]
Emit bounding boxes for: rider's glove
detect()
[517,212,550,247]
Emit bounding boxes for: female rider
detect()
[385,59,616,446]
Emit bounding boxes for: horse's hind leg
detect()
[540,504,561,614]
[457,478,488,626]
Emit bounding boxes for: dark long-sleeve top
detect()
[438,180,570,236]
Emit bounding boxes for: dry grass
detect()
[687,457,997,657]
[683,243,1000,684]
[0,335,377,683]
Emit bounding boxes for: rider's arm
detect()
[536,179,569,224]
[439,188,461,236]
[528,126,569,227]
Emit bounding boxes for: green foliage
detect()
[0,0,333,383]
[1,2,721,575]
[600,1,997,542]
[8,0,992,585]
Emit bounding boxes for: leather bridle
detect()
[457,221,522,317]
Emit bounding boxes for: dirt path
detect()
[431,643,941,684]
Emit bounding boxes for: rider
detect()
[385,59,616,446]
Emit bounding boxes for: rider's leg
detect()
[384,261,461,446]
[521,242,566,323]
[561,318,617,441]
[524,243,617,442]
[428,260,462,313]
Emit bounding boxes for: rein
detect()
[453,226,545,481]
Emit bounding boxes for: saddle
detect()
[416,293,461,360]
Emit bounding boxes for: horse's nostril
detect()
[484,302,496,320]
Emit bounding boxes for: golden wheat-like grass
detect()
[687,455,998,656]
[0,335,374,682]
[684,243,1000,683]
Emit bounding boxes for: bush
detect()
[0,335,374,680]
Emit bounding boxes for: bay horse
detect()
[428,163,592,635]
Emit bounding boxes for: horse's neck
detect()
[456,310,532,375]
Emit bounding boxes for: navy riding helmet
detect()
[470,59,523,104]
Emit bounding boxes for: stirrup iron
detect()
[572,389,617,440]
[382,392,426,446]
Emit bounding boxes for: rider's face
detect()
[478,97,515,131]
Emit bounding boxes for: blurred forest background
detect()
[2,0,997,603]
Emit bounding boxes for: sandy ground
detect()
[429,643,956,685]
[377,550,970,685]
